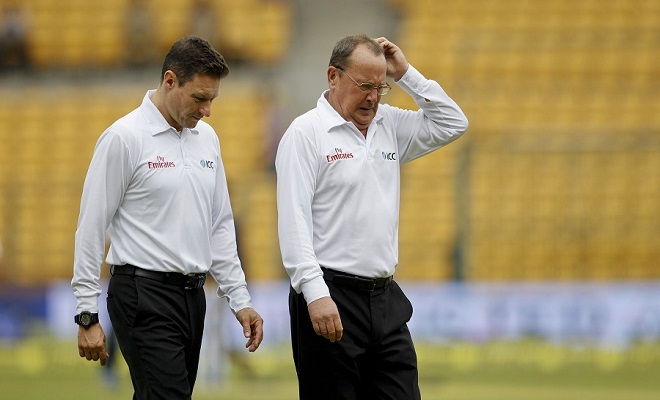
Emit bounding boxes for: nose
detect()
[200,102,212,118]
[366,88,379,103]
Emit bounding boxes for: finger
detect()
[312,321,322,336]
[251,332,263,352]
[377,38,393,48]
[100,351,109,367]
[243,327,256,349]
[240,319,252,339]
[318,322,329,339]
[243,318,263,351]
[246,331,263,352]
[328,317,344,342]
[252,320,264,350]
[326,323,338,343]
[335,322,344,342]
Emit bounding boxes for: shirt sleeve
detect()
[275,125,330,305]
[391,64,469,163]
[71,129,133,313]
[207,145,253,315]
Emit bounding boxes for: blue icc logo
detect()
[200,159,215,169]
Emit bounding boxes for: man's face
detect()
[165,73,221,131]
[328,45,387,133]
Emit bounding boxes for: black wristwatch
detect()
[74,311,99,328]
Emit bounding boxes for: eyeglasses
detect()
[336,67,391,96]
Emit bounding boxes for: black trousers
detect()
[289,278,421,400]
[107,272,206,400]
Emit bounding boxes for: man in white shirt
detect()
[276,35,468,400]
[72,36,263,399]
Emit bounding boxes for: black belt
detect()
[322,268,393,292]
[111,264,206,290]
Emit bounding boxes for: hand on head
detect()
[374,37,409,81]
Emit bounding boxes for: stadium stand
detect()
[21,0,292,69]
[0,0,657,284]
[0,82,278,283]
[388,0,659,281]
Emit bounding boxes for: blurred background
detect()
[0,0,658,399]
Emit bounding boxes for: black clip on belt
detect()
[322,268,393,292]
[111,264,206,290]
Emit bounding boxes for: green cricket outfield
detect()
[1,336,658,400]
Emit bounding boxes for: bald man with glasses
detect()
[275,34,469,400]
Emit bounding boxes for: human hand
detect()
[236,307,264,352]
[374,37,409,81]
[77,324,109,366]
[308,296,343,342]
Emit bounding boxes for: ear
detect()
[163,70,177,89]
[327,66,340,89]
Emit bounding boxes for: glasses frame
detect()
[335,67,391,96]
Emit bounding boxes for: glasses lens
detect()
[342,68,390,96]
[357,83,391,95]
[358,83,376,93]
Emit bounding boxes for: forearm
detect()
[397,64,469,134]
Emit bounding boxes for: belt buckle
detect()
[354,276,376,291]
[185,274,204,290]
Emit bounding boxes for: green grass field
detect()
[1,337,658,399]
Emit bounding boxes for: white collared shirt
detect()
[72,90,252,314]
[276,65,469,304]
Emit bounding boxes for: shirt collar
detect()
[140,90,199,136]
[317,90,384,133]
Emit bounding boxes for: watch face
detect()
[80,313,91,326]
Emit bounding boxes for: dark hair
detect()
[160,35,229,85]
[329,34,384,70]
